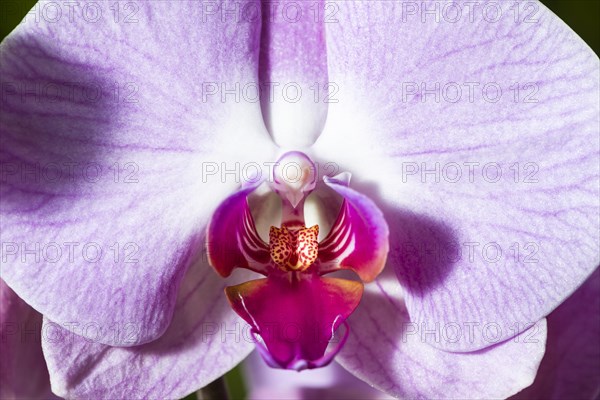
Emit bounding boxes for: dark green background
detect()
[0,1,597,399]
[1,0,599,54]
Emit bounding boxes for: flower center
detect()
[269,223,319,272]
[207,150,389,371]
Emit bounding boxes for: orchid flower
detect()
[0,1,598,399]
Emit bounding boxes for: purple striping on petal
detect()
[313,0,599,352]
[40,260,256,399]
[318,176,390,283]
[0,0,272,347]
[207,182,270,277]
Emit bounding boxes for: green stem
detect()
[197,377,230,400]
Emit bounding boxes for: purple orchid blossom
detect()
[0,1,599,399]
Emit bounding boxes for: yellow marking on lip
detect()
[269,225,319,272]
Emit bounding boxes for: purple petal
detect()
[337,274,547,399]
[1,1,270,345]
[207,183,270,277]
[0,279,55,400]
[40,258,255,399]
[259,0,328,147]
[318,175,389,283]
[226,273,363,370]
[511,267,600,400]
[313,1,599,350]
